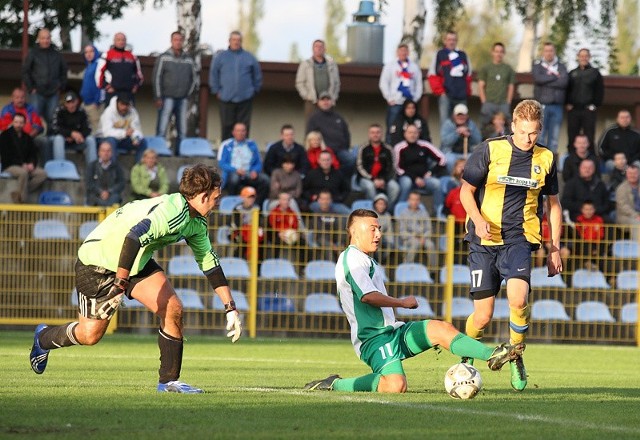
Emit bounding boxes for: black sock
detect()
[158,328,183,384]
[39,322,81,350]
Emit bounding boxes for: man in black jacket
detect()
[562,134,600,183]
[306,92,354,177]
[21,28,68,126]
[50,91,97,167]
[355,123,399,207]
[85,141,124,206]
[394,124,447,214]
[597,109,640,170]
[0,113,47,203]
[263,124,309,176]
[561,158,611,221]
[303,150,350,214]
[565,48,604,153]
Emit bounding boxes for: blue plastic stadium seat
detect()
[179,137,215,158]
[611,240,639,259]
[219,195,243,214]
[351,199,373,211]
[220,257,250,279]
[621,302,637,324]
[144,136,173,156]
[439,264,470,285]
[167,254,201,276]
[39,190,73,206]
[44,159,80,180]
[396,296,435,317]
[176,165,190,184]
[531,299,571,321]
[260,258,298,280]
[395,262,434,284]
[443,296,474,318]
[258,293,295,312]
[575,301,615,323]
[175,288,204,309]
[493,297,510,319]
[616,270,638,291]
[304,260,335,281]
[33,219,71,240]
[394,201,427,217]
[78,220,99,241]
[571,269,610,289]
[530,267,567,288]
[304,293,342,314]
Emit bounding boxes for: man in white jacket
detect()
[295,40,341,122]
[379,43,423,144]
[99,92,147,162]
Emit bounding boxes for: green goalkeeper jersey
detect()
[336,245,404,358]
[78,193,220,276]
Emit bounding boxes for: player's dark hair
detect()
[346,209,378,243]
[179,164,221,199]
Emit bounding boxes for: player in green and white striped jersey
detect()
[304,208,524,393]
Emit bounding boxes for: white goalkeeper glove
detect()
[225,309,242,343]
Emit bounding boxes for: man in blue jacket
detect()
[209,31,262,142]
[80,44,103,134]
[218,122,269,204]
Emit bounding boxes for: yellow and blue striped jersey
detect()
[462,136,558,247]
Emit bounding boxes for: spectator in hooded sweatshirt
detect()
[21,28,68,126]
[80,44,103,134]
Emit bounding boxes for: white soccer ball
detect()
[444,363,483,400]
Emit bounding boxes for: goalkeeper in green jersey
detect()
[304,209,523,393]
[30,164,242,394]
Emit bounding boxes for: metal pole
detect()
[21,0,29,62]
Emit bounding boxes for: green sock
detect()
[449,333,493,361]
[333,373,381,392]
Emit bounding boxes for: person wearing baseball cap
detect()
[440,102,481,172]
[99,90,147,162]
[50,89,97,167]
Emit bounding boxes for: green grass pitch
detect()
[1,331,639,440]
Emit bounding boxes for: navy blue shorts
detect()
[467,242,533,300]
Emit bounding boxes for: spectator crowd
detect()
[1,27,639,272]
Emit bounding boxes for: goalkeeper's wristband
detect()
[113,277,130,292]
[224,301,237,313]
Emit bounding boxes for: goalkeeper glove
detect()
[224,301,242,343]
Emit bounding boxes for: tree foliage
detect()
[0,0,145,50]
[454,2,516,68]
[324,0,346,62]
[610,0,640,75]
[237,0,264,56]
[433,0,617,61]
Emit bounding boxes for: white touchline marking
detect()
[239,387,640,436]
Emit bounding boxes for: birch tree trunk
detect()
[516,4,538,72]
[177,0,202,137]
[402,0,426,62]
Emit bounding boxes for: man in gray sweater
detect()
[152,31,197,155]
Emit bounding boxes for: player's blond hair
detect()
[512,100,543,129]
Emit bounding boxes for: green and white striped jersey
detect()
[336,245,404,358]
[78,193,220,276]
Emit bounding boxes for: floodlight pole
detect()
[22,0,29,61]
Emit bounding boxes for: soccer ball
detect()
[444,363,483,400]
